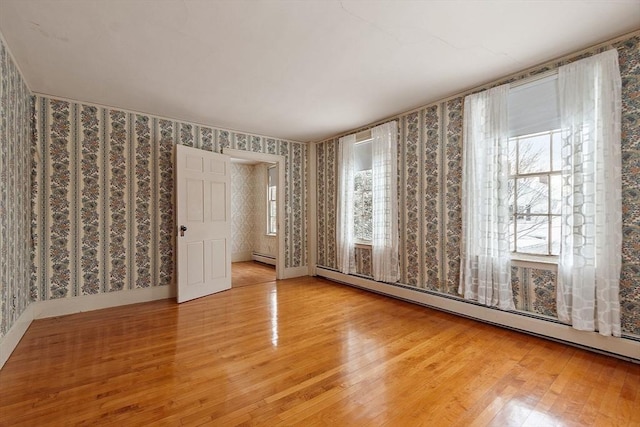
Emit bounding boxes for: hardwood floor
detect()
[1,277,638,426]
[232,261,276,288]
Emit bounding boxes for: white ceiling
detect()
[1,1,638,142]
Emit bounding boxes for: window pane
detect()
[268,198,277,234]
[516,215,549,255]
[354,170,372,241]
[509,130,562,257]
[267,166,277,235]
[551,216,561,255]
[516,177,549,214]
[509,215,516,252]
[550,175,561,215]
[552,131,562,171]
[354,140,372,172]
[518,133,551,174]
[268,166,277,186]
[508,138,517,175]
[508,75,560,137]
[508,178,515,216]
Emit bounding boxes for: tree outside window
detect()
[508,129,562,256]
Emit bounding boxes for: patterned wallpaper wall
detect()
[231,163,256,261]
[32,96,307,301]
[512,265,557,318]
[316,34,640,335]
[0,39,32,340]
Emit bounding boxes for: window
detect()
[337,121,399,282]
[353,137,372,242]
[508,130,561,256]
[507,73,561,257]
[266,165,277,236]
[461,50,622,327]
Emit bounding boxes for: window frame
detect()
[266,164,277,236]
[506,71,563,263]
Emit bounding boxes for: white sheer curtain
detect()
[557,49,622,336]
[337,134,356,274]
[371,121,400,283]
[460,85,514,310]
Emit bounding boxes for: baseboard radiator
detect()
[252,252,276,266]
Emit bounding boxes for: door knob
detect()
[180,225,187,237]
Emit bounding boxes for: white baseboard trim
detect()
[0,303,35,369]
[283,266,309,279]
[252,253,276,266]
[34,285,174,319]
[317,267,640,362]
[232,251,253,262]
[0,285,174,370]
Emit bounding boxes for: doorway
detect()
[226,148,285,282]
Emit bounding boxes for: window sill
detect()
[354,242,372,249]
[511,253,558,270]
[265,233,277,237]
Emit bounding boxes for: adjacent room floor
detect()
[1,273,638,426]
[232,261,276,288]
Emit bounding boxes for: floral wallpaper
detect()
[32,96,307,301]
[0,38,32,340]
[511,265,557,318]
[617,36,640,337]
[315,33,640,336]
[354,247,372,278]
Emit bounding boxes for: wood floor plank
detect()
[1,267,638,426]
[232,261,276,288]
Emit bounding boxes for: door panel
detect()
[210,158,226,175]
[187,241,205,285]
[208,239,227,280]
[176,145,231,303]
[186,154,204,171]
[186,179,204,222]
[210,182,226,221]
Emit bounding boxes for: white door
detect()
[176,144,231,303]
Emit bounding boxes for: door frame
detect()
[224,148,285,281]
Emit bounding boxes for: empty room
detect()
[0,1,639,425]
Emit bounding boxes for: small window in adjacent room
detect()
[266,165,277,236]
[354,136,372,243]
[507,73,561,257]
